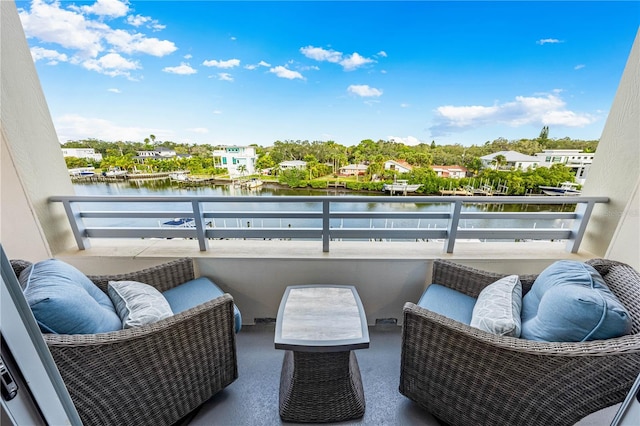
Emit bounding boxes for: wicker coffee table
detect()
[274,285,370,423]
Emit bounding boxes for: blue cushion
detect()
[521,260,632,342]
[162,277,242,333]
[417,284,477,325]
[19,259,122,334]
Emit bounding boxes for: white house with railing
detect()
[213,146,258,177]
[534,149,594,184]
[60,148,103,162]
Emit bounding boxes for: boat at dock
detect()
[382,180,421,194]
[235,178,264,189]
[538,182,581,196]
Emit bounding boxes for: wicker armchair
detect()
[11,258,238,426]
[400,258,640,426]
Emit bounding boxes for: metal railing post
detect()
[192,200,209,251]
[566,201,593,253]
[322,200,330,252]
[62,201,90,250]
[445,200,463,253]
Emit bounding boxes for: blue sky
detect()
[17,0,640,147]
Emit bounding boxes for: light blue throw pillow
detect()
[521,260,632,342]
[19,259,122,334]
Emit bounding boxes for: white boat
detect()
[68,167,95,177]
[383,180,421,194]
[105,167,128,177]
[235,178,263,189]
[169,172,189,181]
[539,182,581,196]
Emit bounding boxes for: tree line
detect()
[62,134,597,195]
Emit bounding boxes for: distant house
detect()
[212,145,258,177]
[339,164,367,176]
[134,147,180,161]
[534,149,594,184]
[432,165,467,179]
[480,151,539,171]
[384,160,412,174]
[279,160,307,170]
[61,148,103,162]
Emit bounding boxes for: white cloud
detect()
[270,66,304,80]
[105,30,177,57]
[245,60,271,70]
[300,46,342,63]
[377,51,387,57]
[300,45,376,71]
[347,84,383,97]
[574,64,586,70]
[78,0,129,17]
[108,88,121,93]
[82,53,140,77]
[429,93,595,136]
[389,136,422,146]
[188,127,209,134]
[184,54,193,59]
[163,63,197,75]
[55,114,171,143]
[126,14,165,31]
[20,0,105,58]
[212,110,223,115]
[537,38,563,45]
[19,0,176,73]
[202,58,241,68]
[30,46,68,64]
[340,52,375,71]
[218,73,234,82]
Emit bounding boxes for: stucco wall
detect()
[1,0,75,259]
[581,29,639,270]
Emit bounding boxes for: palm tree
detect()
[492,154,507,170]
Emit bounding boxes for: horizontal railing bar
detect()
[81,211,194,219]
[50,195,608,204]
[85,227,323,239]
[330,229,449,239]
[456,229,572,239]
[459,212,577,220]
[329,212,451,219]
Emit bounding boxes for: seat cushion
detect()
[470,275,522,337]
[163,277,242,333]
[418,284,477,325]
[521,260,632,342]
[108,281,173,328]
[19,259,122,334]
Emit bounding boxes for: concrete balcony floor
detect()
[180,324,620,426]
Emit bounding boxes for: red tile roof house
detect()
[431,165,468,178]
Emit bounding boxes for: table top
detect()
[274,285,370,352]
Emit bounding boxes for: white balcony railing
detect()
[50,195,608,253]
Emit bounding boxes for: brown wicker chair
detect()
[11,258,238,426]
[400,258,640,426]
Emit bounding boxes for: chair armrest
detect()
[44,293,237,426]
[400,302,640,425]
[87,257,195,293]
[431,259,537,297]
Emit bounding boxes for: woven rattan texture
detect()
[279,350,365,422]
[400,258,640,426]
[11,257,237,426]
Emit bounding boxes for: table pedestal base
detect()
[279,350,365,423]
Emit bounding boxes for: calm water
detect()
[72,180,574,231]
